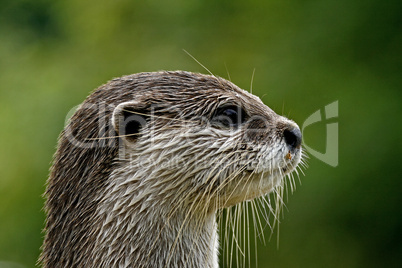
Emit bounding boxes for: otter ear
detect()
[112,101,149,143]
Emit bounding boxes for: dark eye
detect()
[212,105,247,128]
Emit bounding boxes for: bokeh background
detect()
[0,0,401,267]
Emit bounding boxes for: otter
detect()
[39,71,303,268]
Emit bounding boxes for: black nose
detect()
[283,127,302,150]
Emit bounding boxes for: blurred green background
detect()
[0,0,401,267]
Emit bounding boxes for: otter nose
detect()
[283,127,302,150]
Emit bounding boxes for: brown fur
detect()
[39,71,302,267]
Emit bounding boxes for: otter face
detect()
[110,72,302,211]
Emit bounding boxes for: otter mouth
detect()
[244,163,296,175]
[282,166,290,173]
[281,157,300,175]
[245,148,301,176]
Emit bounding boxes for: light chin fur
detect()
[220,148,302,208]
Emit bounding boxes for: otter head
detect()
[40,71,303,267]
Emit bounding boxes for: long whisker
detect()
[224,62,232,81]
[250,68,256,94]
[183,49,215,77]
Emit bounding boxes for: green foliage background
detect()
[0,0,400,267]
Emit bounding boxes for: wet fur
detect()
[39,71,303,267]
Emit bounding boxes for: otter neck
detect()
[93,172,220,268]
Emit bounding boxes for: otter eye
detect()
[212,105,246,128]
